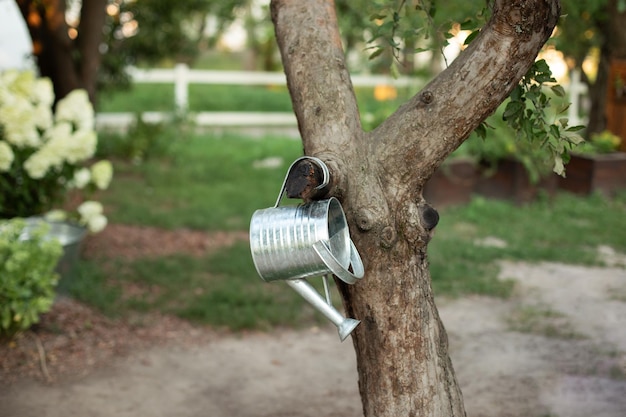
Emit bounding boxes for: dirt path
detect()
[1,261,626,417]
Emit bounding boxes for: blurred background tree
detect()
[15,0,244,106]
[552,0,626,135]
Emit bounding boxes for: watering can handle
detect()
[274,156,331,208]
[313,240,364,285]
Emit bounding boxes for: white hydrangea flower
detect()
[55,89,94,130]
[23,147,56,179]
[77,201,108,233]
[1,70,108,228]
[86,213,107,233]
[66,129,97,163]
[0,95,40,148]
[77,200,103,219]
[0,69,19,90]
[32,77,54,107]
[0,141,14,172]
[72,167,91,189]
[33,103,54,131]
[0,83,13,107]
[8,70,35,99]
[90,160,113,190]
[44,122,74,164]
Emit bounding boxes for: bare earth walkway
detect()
[1,226,626,417]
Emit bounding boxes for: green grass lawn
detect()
[99,133,302,230]
[65,131,626,332]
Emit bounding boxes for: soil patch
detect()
[82,223,248,260]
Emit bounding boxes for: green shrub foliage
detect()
[0,219,63,337]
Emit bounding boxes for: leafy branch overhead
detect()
[500,60,584,177]
[365,1,584,178]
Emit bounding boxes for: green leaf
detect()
[464,29,480,45]
[503,101,524,120]
[553,154,565,177]
[566,125,585,132]
[534,59,550,74]
[474,122,487,140]
[551,85,566,97]
[566,134,585,145]
[556,103,571,114]
[510,85,523,101]
[549,124,560,139]
[368,48,384,60]
[460,19,475,31]
[369,13,387,21]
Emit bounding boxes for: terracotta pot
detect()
[424,159,479,207]
[558,152,626,196]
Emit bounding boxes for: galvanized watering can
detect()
[249,157,364,341]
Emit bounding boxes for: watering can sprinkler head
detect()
[249,156,365,341]
[285,278,360,341]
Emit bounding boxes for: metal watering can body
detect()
[249,157,364,341]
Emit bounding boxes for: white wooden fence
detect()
[95,63,424,132]
[95,63,588,131]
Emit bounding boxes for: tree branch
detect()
[270,0,362,164]
[373,0,561,191]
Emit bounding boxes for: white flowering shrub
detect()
[0,70,113,233]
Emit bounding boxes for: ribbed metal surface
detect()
[250,198,350,282]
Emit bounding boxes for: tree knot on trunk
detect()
[420,90,434,105]
[380,226,397,248]
[356,208,376,232]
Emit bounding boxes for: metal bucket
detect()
[20,217,87,283]
[250,197,356,282]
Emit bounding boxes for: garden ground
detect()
[1,226,626,417]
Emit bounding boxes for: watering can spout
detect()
[338,318,360,342]
[286,279,360,342]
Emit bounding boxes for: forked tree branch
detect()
[272,0,560,197]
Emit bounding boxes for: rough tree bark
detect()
[15,0,107,104]
[271,1,560,416]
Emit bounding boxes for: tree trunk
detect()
[15,0,106,104]
[76,0,108,104]
[587,0,626,135]
[586,44,610,135]
[271,1,559,416]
